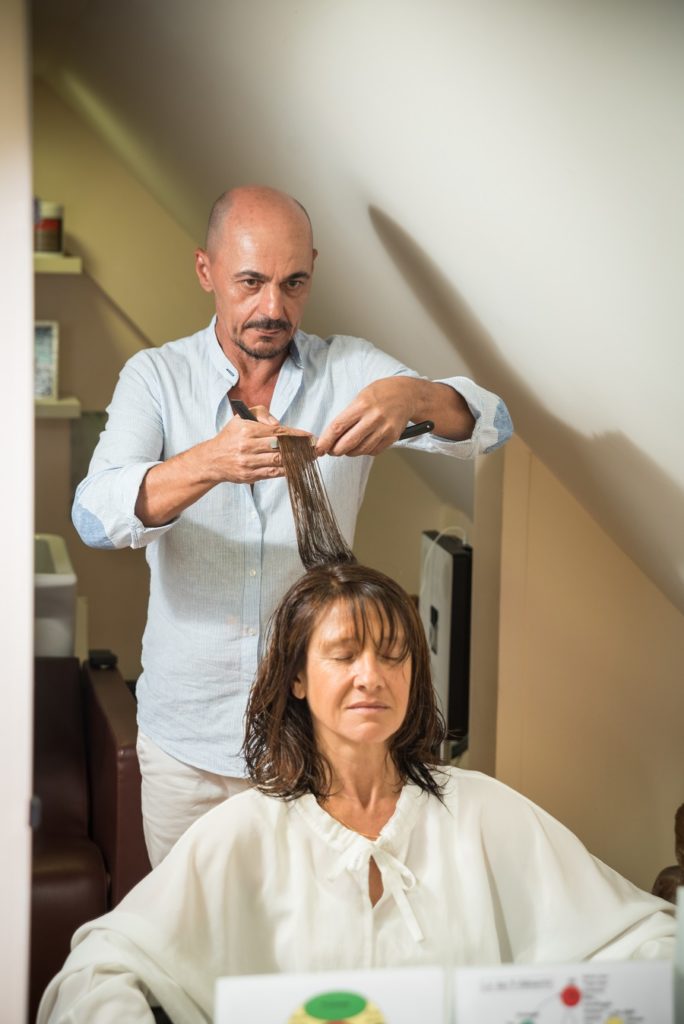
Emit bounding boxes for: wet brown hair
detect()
[278,435,356,569]
[243,562,446,800]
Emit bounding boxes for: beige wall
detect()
[465,447,506,776]
[33,81,213,347]
[497,435,684,891]
[355,447,472,595]
[1,0,33,1017]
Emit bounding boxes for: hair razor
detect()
[231,400,433,443]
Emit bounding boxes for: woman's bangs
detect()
[341,587,412,660]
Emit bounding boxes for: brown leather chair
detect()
[29,656,151,1022]
[651,803,684,904]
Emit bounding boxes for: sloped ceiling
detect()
[32,0,684,610]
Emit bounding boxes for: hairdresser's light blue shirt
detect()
[72,319,512,775]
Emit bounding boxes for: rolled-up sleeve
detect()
[437,375,513,455]
[71,355,178,550]
[337,335,513,459]
[393,374,513,459]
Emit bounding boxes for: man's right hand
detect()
[205,416,290,485]
[134,412,314,527]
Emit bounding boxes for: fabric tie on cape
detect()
[327,840,424,944]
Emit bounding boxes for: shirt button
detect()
[249,569,257,577]
[248,628,256,637]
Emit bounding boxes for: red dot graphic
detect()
[561,984,581,1007]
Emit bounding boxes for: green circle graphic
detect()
[304,991,367,1020]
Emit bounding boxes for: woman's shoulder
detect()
[206,786,291,826]
[178,787,294,856]
[430,764,546,816]
[429,763,502,794]
[427,765,573,843]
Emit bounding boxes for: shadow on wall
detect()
[368,205,684,615]
[64,229,155,352]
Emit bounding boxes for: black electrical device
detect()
[419,531,472,751]
[88,648,118,670]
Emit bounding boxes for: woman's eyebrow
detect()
[318,635,357,652]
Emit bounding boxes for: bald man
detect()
[72,186,512,865]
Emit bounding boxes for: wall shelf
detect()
[35,396,82,419]
[33,252,83,275]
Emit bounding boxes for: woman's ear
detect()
[292,675,306,700]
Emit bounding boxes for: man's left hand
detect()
[316,378,474,457]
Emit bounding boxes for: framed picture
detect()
[34,320,59,399]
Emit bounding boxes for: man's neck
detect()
[228,368,282,412]
[216,324,290,409]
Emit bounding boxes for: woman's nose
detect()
[354,650,382,687]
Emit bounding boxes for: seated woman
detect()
[39,563,675,1023]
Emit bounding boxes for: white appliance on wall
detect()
[418,531,472,753]
[34,533,77,657]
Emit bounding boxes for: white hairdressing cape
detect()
[38,767,675,1023]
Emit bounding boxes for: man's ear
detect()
[292,675,307,700]
[195,248,214,293]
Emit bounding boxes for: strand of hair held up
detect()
[278,436,356,569]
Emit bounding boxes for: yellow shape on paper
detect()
[288,989,385,1023]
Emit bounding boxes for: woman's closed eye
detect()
[377,648,407,664]
[330,650,357,662]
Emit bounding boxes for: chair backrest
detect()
[33,656,89,836]
[84,662,152,902]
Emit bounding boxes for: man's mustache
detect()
[244,318,292,333]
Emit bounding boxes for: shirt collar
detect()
[289,332,304,368]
